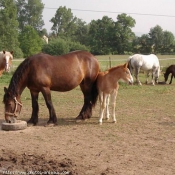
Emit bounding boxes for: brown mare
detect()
[164,65,175,84]
[97,63,133,124]
[0,51,13,76]
[3,51,100,125]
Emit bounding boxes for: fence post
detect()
[109,57,111,68]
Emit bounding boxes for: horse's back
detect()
[130,54,159,70]
[26,51,99,91]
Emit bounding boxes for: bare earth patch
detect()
[0,84,175,175]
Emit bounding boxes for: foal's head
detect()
[119,63,133,84]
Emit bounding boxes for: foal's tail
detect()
[91,77,99,107]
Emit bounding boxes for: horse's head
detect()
[120,63,134,84]
[3,87,22,123]
[3,51,13,72]
[164,72,168,83]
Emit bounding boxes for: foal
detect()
[97,63,133,124]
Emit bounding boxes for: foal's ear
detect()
[11,51,14,55]
[123,63,128,69]
[3,50,6,54]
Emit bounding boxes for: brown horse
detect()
[3,51,100,125]
[0,51,13,76]
[164,65,175,84]
[97,63,133,124]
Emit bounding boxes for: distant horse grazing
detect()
[127,54,160,85]
[164,65,175,84]
[0,51,13,76]
[42,35,48,44]
[3,51,99,125]
[97,63,133,124]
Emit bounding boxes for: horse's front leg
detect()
[111,90,117,123]
[135,67,142,85]
[41,87,57,125]
[145,71,150,84]
[169,74,173,84]
[27,91,39,125]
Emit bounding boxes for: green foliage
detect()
[16,0,44,32]
[0,0,22,55]
[19,25,43,58]
[50,6,77,38]
[42,38,69,55]
[42,38,89,55]
[68,40,89,52]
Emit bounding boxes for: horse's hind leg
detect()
[28,91,39,125]
[76,80,95,121]
[41,87,57,125]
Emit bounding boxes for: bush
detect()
[42,38,69,55]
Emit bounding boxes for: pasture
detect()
[0,55,175,174]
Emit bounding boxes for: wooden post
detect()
[109,57,111,68]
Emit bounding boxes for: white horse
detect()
[127,54,160,85]
[42,35,48,44]
[0,51,13,76]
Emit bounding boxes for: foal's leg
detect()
[41,87,57,125]
[28,90,39,125]
[110,90,117,123]
[105,94,110,120]
[99,93,108,124]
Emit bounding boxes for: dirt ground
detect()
[0,85,175,175]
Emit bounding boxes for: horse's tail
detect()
[91,77,99,107]
[127,56,133,73]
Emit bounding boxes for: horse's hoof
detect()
[75,119,83,123]
[27,123,35,127]
[99,122,102,125]
[106,118,110,121]
[112,121,116,124]
[45,123,57,127]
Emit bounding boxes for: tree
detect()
[113,13,135,54]
[0,0,23,57]
[161,31,175,53]
[19,25,42,57]
[50,6,77,38]
[16,0,44,32]
[88,16,115,54]
[149,25,164,53]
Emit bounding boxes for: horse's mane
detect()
[8,58,31,96]
[108,64,123,72]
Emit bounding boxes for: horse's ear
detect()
[11,51,14,55]
[4,87,8,93]
[3,50,5,54]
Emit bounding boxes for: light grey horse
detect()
[127,54,160,85]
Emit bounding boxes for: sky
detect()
[42,0,175,36]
